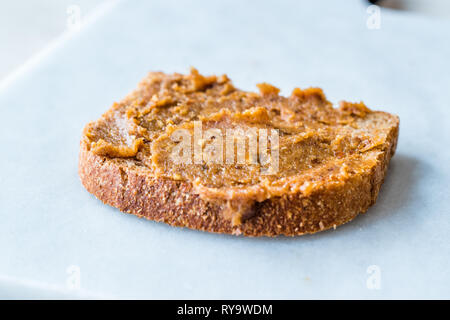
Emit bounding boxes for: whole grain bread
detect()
[79,69,399,236]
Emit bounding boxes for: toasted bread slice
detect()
[79,68,399,236]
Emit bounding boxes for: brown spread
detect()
[83,68,392,225]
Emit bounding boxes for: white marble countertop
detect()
[0,0,449,299]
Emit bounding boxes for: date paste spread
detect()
[83,68,394,225]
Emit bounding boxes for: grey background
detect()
[0,0,104,81]
[2,0,450,82]
[0,0,449,299]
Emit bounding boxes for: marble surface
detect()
[0,0,449,299]
[0,0,105,81]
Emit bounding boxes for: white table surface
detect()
[0,0,106,81]
[0,0,449,299]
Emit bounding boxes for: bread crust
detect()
[78,115,398,237]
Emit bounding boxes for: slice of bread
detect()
[79,68,399,236]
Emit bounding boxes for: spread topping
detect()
[83,68,393,225]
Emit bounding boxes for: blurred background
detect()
[1,0,450,83]
[0,0,104,81]
[0,0,449,300]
